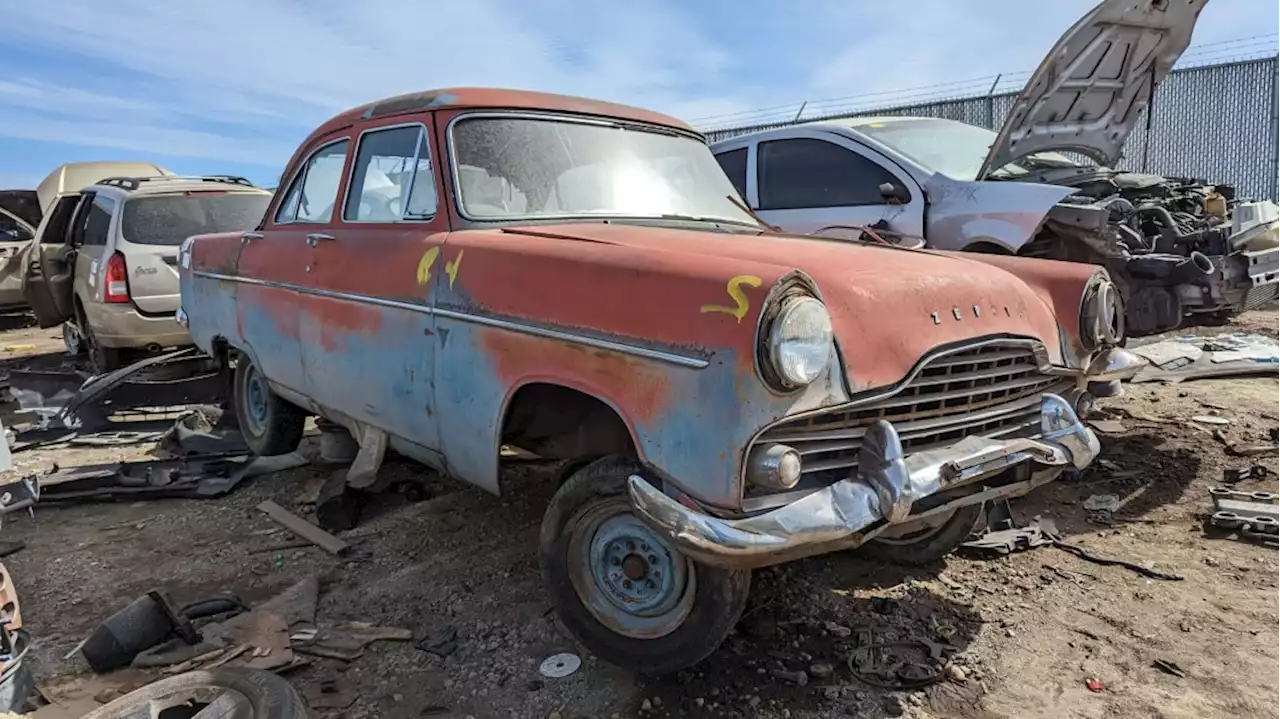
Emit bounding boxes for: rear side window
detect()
[276,140,351,223]
[344,125,437,221]
[714,148,749,201]
[122,193,273,246]
[81,195,117,246]
[757,138,899,210]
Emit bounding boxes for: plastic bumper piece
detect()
[628,393,1099,569]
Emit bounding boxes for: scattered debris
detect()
[1051,539,1184,581]
[1087,419,1128,434]
[1190,416,1231,426]
[960,516,1057,557]
[1223,465,1271,483]
[417,626,459,658]
[301,677,358,710]
[1129,333,1279,383]
[538,653,581,679]
[1152,659,1187,678]
[1085,678,1105,693]
[80,588,198,673]
[291,623,411,661]
[847,636,953,690]
[256,500,349,555]
[159,405,248,456]
[1208,487,1279,546]
[1083,494,1121,514]
[77,668,306,719]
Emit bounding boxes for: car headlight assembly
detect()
[765,295,834,390]
[1080,277,1125,349]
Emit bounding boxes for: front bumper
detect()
[629,393,1098,569]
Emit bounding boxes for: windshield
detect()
[449,116,759,226]
[854,118,1084,180]
[122,192,271,246]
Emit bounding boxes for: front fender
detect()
[924,175,1074,253]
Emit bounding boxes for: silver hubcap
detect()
[62,323,82,355]
[568,500,696,640]
[109,685,255,719]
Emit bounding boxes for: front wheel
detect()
[540,457,751,675]
[233,355,305,456]
[857,502,986,566]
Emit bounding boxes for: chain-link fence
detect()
[702,57,1280,201]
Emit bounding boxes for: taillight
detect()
[105,252,130,303]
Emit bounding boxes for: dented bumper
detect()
[629,393,1098,569]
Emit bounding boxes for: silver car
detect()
[23,175,273,372]
[710,0,1279,337]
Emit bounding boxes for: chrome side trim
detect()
[190,269,709,369]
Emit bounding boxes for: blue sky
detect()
[1,0,1276,190]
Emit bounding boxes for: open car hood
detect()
[36,161,173,214]
[977,0,1207,179]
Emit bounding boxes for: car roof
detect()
[91,176,273,199]
[309,87,695,140]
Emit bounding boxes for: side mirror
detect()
[878,182,911,205]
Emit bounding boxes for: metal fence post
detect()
[1269,55,1280,202]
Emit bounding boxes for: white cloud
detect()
[0,0,1274,174]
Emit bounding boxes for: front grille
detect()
[755,342,1069,487]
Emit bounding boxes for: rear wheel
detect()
[858,503,986,566]
[540,457,751,675]
[78,310,124,374]
[233,355,304,456]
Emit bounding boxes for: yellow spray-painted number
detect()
[416,246,440,285]
[444,249,465,289]
[700,275,763,323]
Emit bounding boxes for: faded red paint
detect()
[480,326,672,424]
[238,284,298,338]
[303,294,385,352]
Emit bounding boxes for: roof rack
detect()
[95,175,256,191]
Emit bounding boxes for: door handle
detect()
[305,233,335,247]
[240,232,264,244]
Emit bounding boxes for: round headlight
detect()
[767,296,834,388]
[1080,278,1124,348]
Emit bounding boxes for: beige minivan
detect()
[23,173,273,372]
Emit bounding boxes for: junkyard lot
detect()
[0,313,1276,719]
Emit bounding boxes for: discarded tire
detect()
[81,668,306,719]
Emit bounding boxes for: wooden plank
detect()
[256,500,348,555]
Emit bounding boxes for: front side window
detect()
[343,125,436,222]
[714,148,749,201]
[275,140,350,224]
[757,138,899,210]
[449,116,758,226]
[122,192,273,245]
[81,195,117,246]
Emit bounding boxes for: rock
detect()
[652,697,662,707]
[824,621,852,638]
[883,694,907,716]
[695,698,705,707]
[770,668,808,686]
[809,662,834,679]
[822,687,840,700]
[945,663,968,683]
[640,698,652,711]
[548,713,562,719]
[748,695,761,708]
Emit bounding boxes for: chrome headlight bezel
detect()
[760,294,834,391]
[1079,276,1125,350]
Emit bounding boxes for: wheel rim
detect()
[107,684,255,719]
[567,500,696,640]
[62,323,81,355]
[239,364,270,437]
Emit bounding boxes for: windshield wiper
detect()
[650,213,764,230]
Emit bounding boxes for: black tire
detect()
[858,503,986,566]
[82,668,306,719]
[233,355,304,456]
[540,456,751,675]
[77,307,123,374]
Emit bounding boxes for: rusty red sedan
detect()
[177,87,1143,674]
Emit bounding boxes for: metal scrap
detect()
[1208,487,1279,546]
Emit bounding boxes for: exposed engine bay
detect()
[1019,169,1280,337]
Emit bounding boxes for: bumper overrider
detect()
[629,393,1099,570]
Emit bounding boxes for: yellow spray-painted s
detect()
[700,275,763,323]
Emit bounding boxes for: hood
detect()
[495,223,1068,387]
[978,0,1207,179]
[36,161,173,214]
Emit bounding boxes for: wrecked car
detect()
[0,191,42,312]
[710,0,1279,337]
[178,86,1142,674]
[22,173,272,372]
[0,562,32,712]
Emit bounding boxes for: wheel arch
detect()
[497,380,641,469]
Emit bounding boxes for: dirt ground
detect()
[0,311,1276,719]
